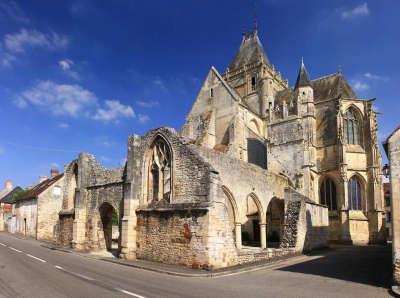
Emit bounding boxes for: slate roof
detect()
[0,186,22,204]
[228,30,270,71]
[275,88,295,106]
[17,173,64,202]
[310,73,357,102]
[295,60,311,88]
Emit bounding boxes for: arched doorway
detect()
[242,194,263,247]
[266,198,285,248]
[99,202,119,252]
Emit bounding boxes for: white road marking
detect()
[0,242,6,247]
[26,254,46,263]
[114,288,148,298]
[54,265,95,281]
[9,247,23,253]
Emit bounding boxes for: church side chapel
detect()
[54,25,385,269]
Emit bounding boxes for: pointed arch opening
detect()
[343,107,362,146]
[242,194,263,247]
[319,177,338,211]
[348,175,365,211]
[222,186,240,248]
[145,135,172,203]
[266,197,285,248]
[99,202,119,252]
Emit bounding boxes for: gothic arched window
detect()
[348,176,363,211]
[147,137,172,202]
[319,178,337,211]
[343,109,361,145]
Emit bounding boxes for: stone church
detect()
[55,28,385,269]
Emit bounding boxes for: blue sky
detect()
[0,0,399,187]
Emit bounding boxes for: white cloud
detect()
[0,1,29,24]
[93,100,135,122]
[364,72,389,82]
[351,80,370,92]
[341,3,369,19]
[138,114,150,124]
[16,80,97,117]
[136,100,159,108]
[58,123,69,129]
[4,28,69,53]
[153,78,167,91]
[59,59,73,71]
[0,44,16,67]
[58,59,79,80]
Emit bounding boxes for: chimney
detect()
[50,168,59,177]
[39,176,47,183]
[5,180,13,190]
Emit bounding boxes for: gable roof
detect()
[0,186,23,204]
[228,30,270,71]
[310,73,357,102]
[210,66,242,102]
[295,60,311,88]
[17,173,64,202]
[383,126,400,157]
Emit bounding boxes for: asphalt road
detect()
[0,232,392,298]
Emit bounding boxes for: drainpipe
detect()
[35,197,38,240]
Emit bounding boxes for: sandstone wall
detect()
[15,199,37,237]
[37,177,64,241]
[387,128,400,285]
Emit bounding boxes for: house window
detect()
[319,178,337,211]
[53,186,61,196]
[348,176,363,210]
[343,109,361,145]
[251,76,256,91]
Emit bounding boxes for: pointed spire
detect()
[295,58,311,89]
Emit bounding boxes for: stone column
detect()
[120,183,138,260]
[72,189,87,250]
[235,223,242,249]
[260,223,267,249]
[340,176,351,243]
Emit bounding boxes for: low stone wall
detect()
[57,212,74,247]
[303,202,329,251]
[136,206,210,269]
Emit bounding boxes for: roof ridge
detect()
[311,72,339,82]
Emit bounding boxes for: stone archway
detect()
[242,194,264,248]
[266,198,285,248]
[99,202,118,252]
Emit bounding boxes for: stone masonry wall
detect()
[129,128,213,206]
[388,129,400,285]
[136,207,210,268]
[85,182,123,250]
[37,176,64,241]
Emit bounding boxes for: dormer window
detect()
[251,76,256,91]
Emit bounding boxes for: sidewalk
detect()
[40,240,320,278]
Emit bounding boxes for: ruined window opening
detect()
[343,109,361,145]
[319,178,337,211]
[251,76,256,91]
[348,176,363,211]
[147,137,172,202]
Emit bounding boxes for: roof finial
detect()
[253,0,258,32]
[338,65,343,75]
[301,57,304,66]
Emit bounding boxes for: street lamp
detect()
[383,164,390,178]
